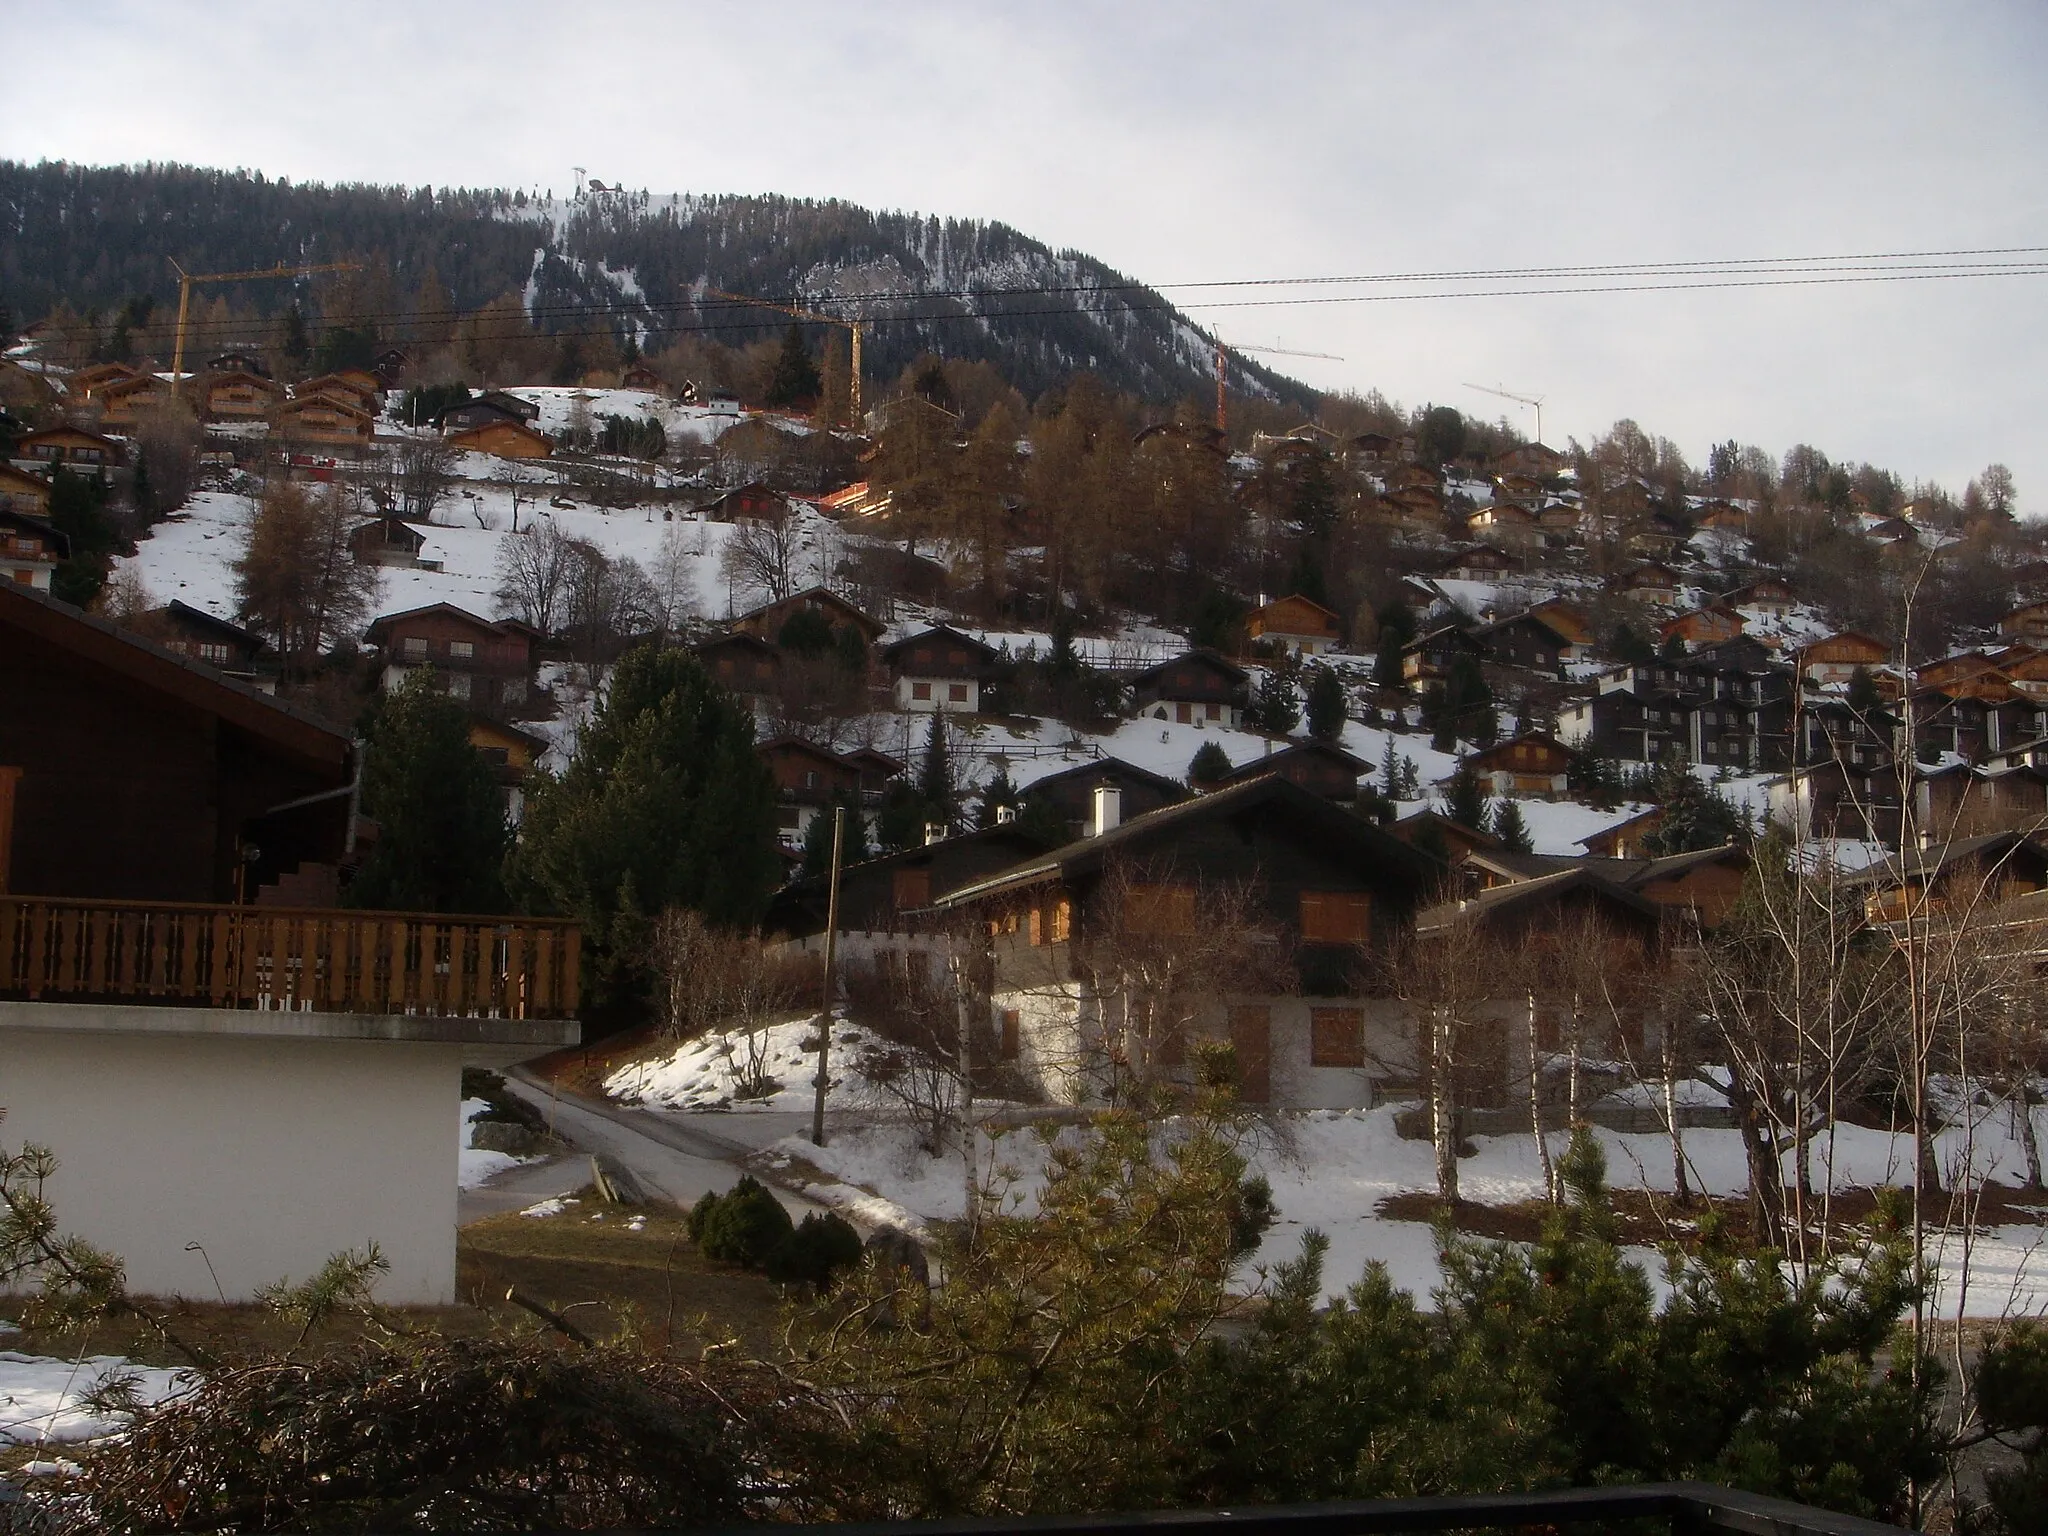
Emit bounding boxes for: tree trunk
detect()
[2020,1087,2045,1193]
[1567,994,1583,1127]
[1658,1015,1691,1207]
[1528,991,1556,1204]
[1430,1008,1459,1207]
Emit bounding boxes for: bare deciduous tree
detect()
[1388,917,1514,1206]
[649,910,809,1101]
[233,480,381,672]
[391,435,458,523]
[720,513,803,606]
[494,517,578,634]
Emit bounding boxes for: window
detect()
[1310,1006,1366,1067]
[1206,702,1221,720]
[912,681,932,701]
[446,672,471,700]
[804,770,820,789]
[403,636,428,659]
[1299,890,1371,944]
[199,643,232,664]
[718,658,735,675]
[1175,702,1192,723]
[1000,1008,1021,1061]
[892,868,931,911]
[449,640,475,660]
[914,647,933,664]
[948,683,968,704]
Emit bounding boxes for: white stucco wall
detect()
[0,1004,574,1304]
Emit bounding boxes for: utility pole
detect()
[810,806,846,1147]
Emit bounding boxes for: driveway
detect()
[457,1073,827,1224]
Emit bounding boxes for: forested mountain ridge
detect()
[0,160,1313,410]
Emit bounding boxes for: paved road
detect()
[456,1074,826,1225]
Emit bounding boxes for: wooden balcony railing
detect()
[0,898,580,1019]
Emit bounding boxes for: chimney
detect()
[1089,785,1122,838]
[924,821,947,846]
[995,804,1018,825]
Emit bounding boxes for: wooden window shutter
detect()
[1300,891,1370,944]
[1310,1007,1366,1067]
[1000,1008,1021,1060]
[892,868,931,911]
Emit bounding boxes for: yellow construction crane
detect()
[705,288,865,424]
[1464,381,1546,445]
[1215,338,1344,433]
[168,258,363,386]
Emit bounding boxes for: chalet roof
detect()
[1796,630,1889,660]
[15,425,122,451]
[1462,732,1580,770]
[694,630,780,658]
[1414,865,1661,936]
[448,420,549,450]
[1023,755,1191,804]
[0,580,347,773]
[932,774,1441,909]
[879,623,1000,666]
[1848,830,2048,887]
[1404,623,1485,655]
[1129,647,1249,687]
[161,600,261,648]
[1618,560,1681,585]
[1389,808,1501,855]
[364,602,519,642]
[1251,592,1341,627]
[0,506,68,555]
[0,464,55,496]
[733,587,886,642]
[758,734,857,768]
[277,393,373,423]
[1216,737,1371,784]
[1576,806,1662,851]
[1527,600,1594,646]
[840,746,907,778]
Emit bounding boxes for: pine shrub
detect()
[692,1177,794,1269]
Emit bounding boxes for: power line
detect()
[48,258,2048,360]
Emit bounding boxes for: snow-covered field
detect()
[606,1017,889,1113]
[751,1102,2048,1316]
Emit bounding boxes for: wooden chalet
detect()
[1402,624,1485,685]
[370,348,411,389]
[94,373,172,426]
[438,392,539,432]
[1458,733,1579,801]
[0,581,353,902]
[447,420,551,459]
[0,360,60,416]
[2000,601,2048,645]
[144,601,265,677]
[881,624,998,714]
[930,775,1443,1107]
[13,426,123,481]
[66,361,146,401]
[1852,831,2048,925]
[1388,808,1501,868]
[1466,501,1540,551]
[348,515,433,568]
[0,508,67,590]
[621,362,665,392]
[1130,649,1250,727]
[1660,604,1746,651]
[1218,738,1368,801]
[0,465,55,520]
[1724,577,1797,617]
[731,587,885,647]
[1439,545,1524,583]
[765,824,1060,940]
[694,631,783,702]
[1491,442,1568,479]
[1694,500,1750,532]
[364,604,536,712]
[1796,630,1889,687]
[273,394,374,448]
[1246,593,1341,656]
[1474,610,1570,678]
[841,747,905,797]
[298,371,383,412]
[1022,758,1188,839]
[1528,598,1594,652]
[1377,485,1445,534]
[206,351,271,379]
[199,369,287,422]
[758,736,866,845]
[465,716,549,821]
[698,482,790,523]
[1578,808,1662,860]
[1613,561,1681,606]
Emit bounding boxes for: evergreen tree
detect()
[280,303,311,374]
[1188,739,1232,786]
[1641,755,1748,855]
[512,645,778,1032]
[1248,669,1303,735]
[1289,451,1339,538]
[1847,665,1881,713]
[1491,797,1534,854]
[976,763,1021,829]
[765,323,823,409]
[1380,734,1401,797]
[47,468,114,606]
[917,715,956,832]
[1445,759,1491,831]
[1304,665,1348,742]
[345,673,509,914]
[1568,750,1627,813]
[1610,621,1656,664]
[800,796,867,877]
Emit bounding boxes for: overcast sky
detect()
[8,2,2046,506]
